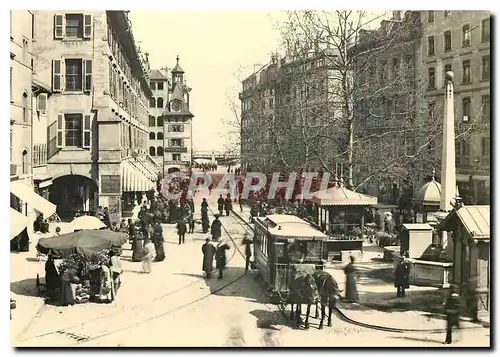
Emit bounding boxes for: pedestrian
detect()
[217,195,224,216]
[60,266,78,306]
[211,215,222,241]
[215,239,231,279]
[242,234,253,272]
[224,194,232,216]
[109,250,123,292]
[394,258,410,297]
[343,256,359,302]
[188,213,195,234]
[444,286,462,344]
[152,221,165,261]
[142,237,156,274]
[177,218,187,244]
[201,197,208,210]
[201,238,216,279]
[98,263,114,303]
[209,184,214,195]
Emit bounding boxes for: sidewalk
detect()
[230,205,490,333]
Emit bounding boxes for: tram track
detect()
[17,205,250,346]
[229,206,477,335]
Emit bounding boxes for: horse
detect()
[286,265,320,329]
[312,270,342,329]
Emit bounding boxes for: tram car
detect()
[253,214,327,302]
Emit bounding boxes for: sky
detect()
[129,11,287,153]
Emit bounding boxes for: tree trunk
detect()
[347,118,354,189]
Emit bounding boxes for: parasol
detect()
[70,215,107,231]
[36,229,127,257]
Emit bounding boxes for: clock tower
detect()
[161,56,194,174]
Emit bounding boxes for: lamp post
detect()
[469,157,480,204]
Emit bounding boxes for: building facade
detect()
[148,69,170,167]
[32,10,159,221]
[422,10,490,204]
[159,57,194,174]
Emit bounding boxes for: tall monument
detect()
[440,71,457,212]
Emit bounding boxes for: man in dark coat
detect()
[217,195,224,216]
[242,235,253,272]
[201,238,216,279]
[177,218,187,245]
[211,216,222,241]
[394,258,410,297]
[152,221,165,261]
[201,198,208,210]
[224,195,232,216]
[187,213,195,234]
[215,240,230,279]
[444,287,462,344]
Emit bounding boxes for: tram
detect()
[253,214,327,301]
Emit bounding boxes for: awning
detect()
[10,180,57,217]
[38,180,53,189]
[10,208,28,238]
[121,160,154,192]
[34,174,53,189]
[311,184,378,206]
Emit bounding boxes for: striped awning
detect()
[121,160,155,192]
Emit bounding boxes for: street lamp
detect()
[469,157,480,204]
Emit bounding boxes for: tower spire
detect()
[176,55,180,64]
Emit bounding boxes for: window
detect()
[171,138,182,147]
[269,98,274,108]
[57,113,92,149]
[481,55,490,81]
[392,57,400,76]
[428,67,435,89]
[157,146,164,156]
[405,55,412,69]
[379,61,386,81]
[157,132,164,140]
[22,38,28,64]
[462,60,471,83]
[65,14,83,38]
[428,11,434,23]
[482,18,490,43]
[444,11,451,17]
[149,132,155,140]
[33,144,47,167]
[428,101,436,121]
[149,97,156,108]
[481,137,490,158]
[157,97,164,108]
[172,154,181,161]
[462,24,471,47]
[157,82,164,90]
[444,30,452,51]
[149,115,156,127]
[459,141,470,165]
[65,59,82,91]
[22,149,28,174]
[427,36,435,55]
[481,95,490,121]
[149,146,156,156]
[156,117,164,127]
[22,92,28,123]
[150,81,156,90]
[462,97,471,120]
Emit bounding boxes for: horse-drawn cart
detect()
[253,214,327,303]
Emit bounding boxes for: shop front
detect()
[50,175,98,221]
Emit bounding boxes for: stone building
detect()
[32,10,159,221]
[159,57,194,174]
[148,68,170,167]
[422,10,490,204]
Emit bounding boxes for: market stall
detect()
[310,176,378,262]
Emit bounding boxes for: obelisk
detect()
[440,71,456,212]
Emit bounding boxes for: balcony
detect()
[164,146,188,153]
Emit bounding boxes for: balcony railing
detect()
[164,146,188,153]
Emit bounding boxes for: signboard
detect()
[101,175,121,194]
[165,146,188,153]
[107,196,121,224]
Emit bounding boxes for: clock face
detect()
[171,100,182,112]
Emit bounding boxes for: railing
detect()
[165,146,188,153]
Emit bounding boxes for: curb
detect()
[230,206,490,333]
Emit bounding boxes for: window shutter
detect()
[83,59,92,92]
[181,139,184,147]
[83,15,92,39]
[54,14,64,39]
[52,60,62,91]
[37,93,47,112]
[83,114,92,148]
[57,114,64,148]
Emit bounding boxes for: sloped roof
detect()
[441,205,490,240]
[311,183,378,206]
[172,63,184,73]
[149,69,167,80]
[415,178,441,205]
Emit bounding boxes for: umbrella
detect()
[71,215,107,231]
[36,229,127,257]
[10,208,28,239]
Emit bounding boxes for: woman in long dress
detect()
[142,238,156,273]
[344,256,359,302]
[60,267,78,306]
[202,238,216,279]
[99,264,114,303]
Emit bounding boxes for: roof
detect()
[256,214,327,240]
[402,223,433,231]
[440,205,490,240]
[172,55,184,73]
[149,69,167,80]
[311,183,378,206]
[414,178,441,205]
